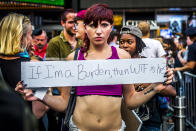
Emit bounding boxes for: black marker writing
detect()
[28,66,41,79]
[157,64,165,74]
[64,70,74,78]
[130,64,148,74]
[43,65,53,79]
[28,66,37,79]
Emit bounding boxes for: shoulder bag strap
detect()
[63,49,79,127]
[74,48,79,60]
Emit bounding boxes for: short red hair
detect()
[84,3,113,25]
[82,4,113,55]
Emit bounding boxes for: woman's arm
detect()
[177,50,187,65]
[135,83,176,97]
[123,83,162,109]
[32,100,49,119]
[123,67,174,109]
[159,84,176,97]
[42,51,76,112]
[16,81,72,112]
[15,51,76,112]
[42,87,71,112]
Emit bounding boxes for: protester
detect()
[32,28,48,60]
[16,4,174,131]
[119,25,176,131]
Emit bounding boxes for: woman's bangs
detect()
[84,5,113,25]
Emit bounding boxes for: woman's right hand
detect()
[15,81,38,101]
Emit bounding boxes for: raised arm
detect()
[42,51,76,112]
[123,83,161,109]
[16,51,76,112]
[177,50,187,65]
[123,67,174,109]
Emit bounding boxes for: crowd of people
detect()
[0,2,195,131]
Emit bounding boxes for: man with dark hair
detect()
[32,28,48,60]
[46,9,82,60]
[174,27,196,74]
[109,31,119,48]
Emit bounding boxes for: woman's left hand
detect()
[153,68,174,93]
[164,68,174,85]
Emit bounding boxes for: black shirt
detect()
[0,73,38,131]
[0,57,30,90]
[141,95,162,128]
[188,41,196,74]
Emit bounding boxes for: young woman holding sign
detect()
[16,4,174,131]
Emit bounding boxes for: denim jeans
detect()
[140,125,160,131]
[69,116,126,131]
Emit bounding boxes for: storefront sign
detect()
[126,20,159,30]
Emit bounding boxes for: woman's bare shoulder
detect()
[116,48,131,59]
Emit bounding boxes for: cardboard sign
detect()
[21,58,166,88]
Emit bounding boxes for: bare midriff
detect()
[73,95,122,131]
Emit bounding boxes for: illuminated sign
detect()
[113,15,123,26]
[15,0,64,6]
[126,20,159,30]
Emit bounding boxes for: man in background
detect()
[138,21,166,58]
[46,9,82,60]
[45,9,82,131]
[138,21,173,131]
[174,27,196,74]
[32,28,48,60]
[109,31,119,48]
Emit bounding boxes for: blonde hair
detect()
[138,21,150,36]
[0,13,31,55]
